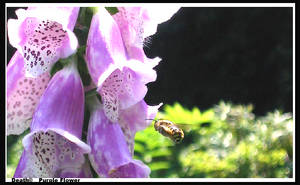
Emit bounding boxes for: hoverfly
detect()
[146,119,185,144]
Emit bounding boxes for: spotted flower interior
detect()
[7,72,50,135]
[100,68,134,122]
[16,130,86,178]
[22,18,68,76]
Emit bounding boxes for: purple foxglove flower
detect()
[113,7,180,61]
[14,61,91,178]
[57,158,93,178]
[86,7,158,123]
[7,7,79,77]
[87,98,157,178]
[14,141,92,178]
[7,51,51,135]
[118,100,163,156]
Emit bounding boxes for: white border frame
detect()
[5,3,295,182]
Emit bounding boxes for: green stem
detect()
[85,88,98,98]
[85,92,102,112]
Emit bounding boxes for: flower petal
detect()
[119,100,163,155]
[108,160,150,178]
[7,51,51,135]
[97,59,158,123]
[113,7,179,61]
[14,130,89,178]
[23,60,90,153]
[58,158,93,178]
[14,61,91,178]
[86,7,158,123]
[7,7,79,77]
[26,7,80,31]
[87,100,150,178]
[85,7,126,87]
[113,7,146,61]
[113,7,144,52]
[141,7,180,38]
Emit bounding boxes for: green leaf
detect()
[200,109,215,123]
[7,130,29,178]
[133,142,145,154]
[105,7,119,15]
[148,161,170,171]
[149,148,172,158]
[50,53,78,77]
[50,60,63,77]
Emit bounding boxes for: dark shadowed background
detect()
[7,7,293,116]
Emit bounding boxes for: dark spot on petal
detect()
[47,50,51,56]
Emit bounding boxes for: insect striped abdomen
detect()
[154,120,184,143]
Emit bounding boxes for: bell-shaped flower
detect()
[118,100,163,156]
[113,6,180,61]
[7,51,51,135]
[59,158,93,178]
[13,60,91,178]
[15,147,92,178]
[7,7,79,77]
[87,97,161,177]
[7,6,80,135]
[86,7,158,123]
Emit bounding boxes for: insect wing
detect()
[172,123,190,130]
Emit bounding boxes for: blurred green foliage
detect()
[134,101,293,178]
[6,102,293,178]
[7,130,29,178]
